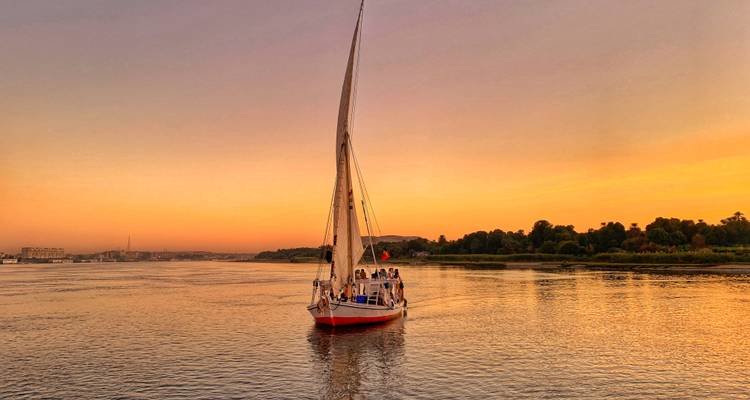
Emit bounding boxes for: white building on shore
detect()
[20,247,65,259]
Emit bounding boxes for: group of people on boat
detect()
[330,266,404,307]
[354,267,400,280]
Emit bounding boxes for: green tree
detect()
[705,226,728,246]
[557,240,584,255]
[486,229,505,254]
[691,233,706,249]
[538,241,557,254]
[530,220,554,248]
[669,231,687,246]
[647,228,671,246]
[721,211,750,244]
[553,225,577,242]
[586,222,626,252]
[437,235,447,246]
[627,222,642,239]
[622,236,646,252]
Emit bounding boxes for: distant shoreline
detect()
[241,258,750,274]
[404,260,750,274]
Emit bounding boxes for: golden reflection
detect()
[308,320,406,399]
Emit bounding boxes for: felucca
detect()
[307,1,406,327]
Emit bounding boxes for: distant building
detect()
[1,258,18,264]
[99,250,124,261]
[21,247,65,259]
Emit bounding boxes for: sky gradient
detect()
[2,0,749,253]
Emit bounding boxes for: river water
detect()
[1,262,749,399]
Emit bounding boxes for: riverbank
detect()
[396,260,750,274]
[243,257,750,274]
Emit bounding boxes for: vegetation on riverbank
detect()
[254,247,324,261]
[254,211,750,265]
[420,251,750,265]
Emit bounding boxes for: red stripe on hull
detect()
[314,311,402,327]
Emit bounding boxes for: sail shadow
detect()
[308,320,406,399]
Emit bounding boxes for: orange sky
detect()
[1,1,749,253]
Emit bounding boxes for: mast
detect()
[330,1,365,296]
[345,132,354,291]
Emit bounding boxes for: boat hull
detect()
[307,301,405,327]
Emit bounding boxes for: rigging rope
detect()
[349,137,378,269]
[347,0,382,238]
[350,144,383,236]
[315,159,339,282]
[347,1,389,268]
[346,1,381,270]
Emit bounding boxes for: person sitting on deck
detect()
[394,268,400,279]
[387,268,394,279]
[379,268,387,279]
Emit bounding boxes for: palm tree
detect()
[722,211,746,224]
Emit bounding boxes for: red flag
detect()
[380,250,391,261]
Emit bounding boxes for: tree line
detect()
[255,211,750,260]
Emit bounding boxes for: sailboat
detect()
[307,1,406,327]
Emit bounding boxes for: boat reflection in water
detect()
[308,319,406,399]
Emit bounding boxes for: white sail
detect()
[331,2,365,295]
[308,1,406,328]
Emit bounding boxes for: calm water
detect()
[2,262,750,399]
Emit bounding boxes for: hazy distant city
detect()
[0,245,256,264]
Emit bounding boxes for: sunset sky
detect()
[2,0,749,253]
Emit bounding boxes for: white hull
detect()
[307,300,405,326]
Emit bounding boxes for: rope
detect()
[347,1,379,271]
[347,2,384,259]
[315,163,339,282]
[349,138,380,268]
[348,1,382,236]
[350,143,383,236]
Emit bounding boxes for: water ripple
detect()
[1,262,749,399]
